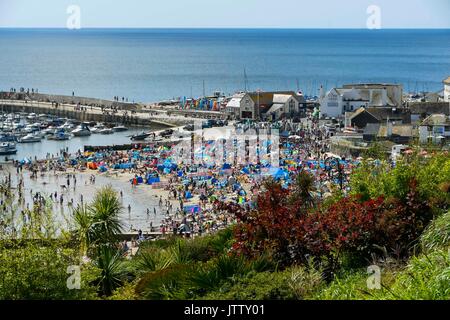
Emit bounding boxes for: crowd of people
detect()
[1,118,361,247]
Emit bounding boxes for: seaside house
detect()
[418,114,450,144]
[320,83,403,118]
[444,77,450,102]
[225,91,305,121]
[408,102,450,123]
[225,93,250,119]
[363,122,413,144]
[346,107,410,129]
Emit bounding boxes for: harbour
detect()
[0,16,449,302]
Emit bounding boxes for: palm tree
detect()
[89,185,124,246]
[73,204,94,257]
[289,171,316,210]
[95,246,123,296]
[73,185,124,257]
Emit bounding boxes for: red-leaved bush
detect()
[222,177,435,269]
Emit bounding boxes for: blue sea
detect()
[0,28,449,102]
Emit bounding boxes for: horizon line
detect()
[0,27,449,30]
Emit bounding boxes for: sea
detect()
[0,28,449,102]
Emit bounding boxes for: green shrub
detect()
[0,241,99,300]
[204,266,323,300]
[350,152,450,206]
[386,249,450,300]
[421,211,450,253]
[108,281,139,300]
[135,264,195,300]
[314,269,396,300]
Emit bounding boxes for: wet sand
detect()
[1,164,184,232]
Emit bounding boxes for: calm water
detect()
[4,169,169,233]
[0,29,449,102]
[3,127,148,161]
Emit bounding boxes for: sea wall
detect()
[0,99,180,128]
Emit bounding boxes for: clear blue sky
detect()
[0,0,449,28]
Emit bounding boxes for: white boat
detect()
[19,133,42,143]
[112,125,128,132]
[42,126,57,135]
[72,124,91,137]
[90,124,105,133]
[48,130,71,141]
[58,121,75,131]
[99,128,114,135]
[0,142,17,155]
[27,113,37,120]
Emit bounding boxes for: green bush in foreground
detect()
[204,265,323,300]
[386,249,450,300]
[421,211,450,253]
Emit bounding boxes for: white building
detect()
[319,84,403,118]
[225,91,304,120]
[418,114,450,144]
[225,93,255,120]
[265,94,299,120]
[444,77,450,102]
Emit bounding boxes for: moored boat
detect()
[99,128,114,135]
[19,133,42,143]
[72,124,91,137]
[113,125,128,132]
[131,132,150,141]
[0,142,17,155]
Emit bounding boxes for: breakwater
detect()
[0,98,178,128]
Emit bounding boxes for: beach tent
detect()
[185,191,193,199]
[147,177,160,185]
[183,205,200,214]
[20,158,32,165]
[87,162,97,170]
[264,167,289,180]
[241,167,250,174]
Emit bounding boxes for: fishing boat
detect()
[112,125,128,132]
[0,142,17,155]
[19,133,42,143]
[72,124,91,137]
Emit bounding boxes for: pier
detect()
[0,98,180,128]
[0,91,227,128]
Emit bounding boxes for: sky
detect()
[0,0,449,28]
